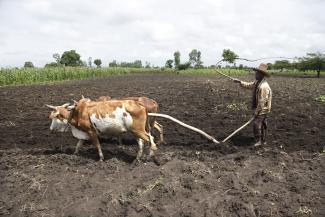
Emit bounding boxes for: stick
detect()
[148,113,220,144]
[222,116,255,142]
[236,56,296,62]
[215,70,236,81]
[215,56,296,66]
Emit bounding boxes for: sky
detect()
[0,0,324,68]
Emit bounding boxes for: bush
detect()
[177,62,191,70]
[24,62,34,68]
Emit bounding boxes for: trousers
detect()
[253,114,268,143]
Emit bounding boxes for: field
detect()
[0,73,324,217]
[1,67,322,86]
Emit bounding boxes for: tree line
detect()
[267,53,324,77]
[218,49,325,77]
[164,49,204,70]
[23,49,324,77]
[25,50,148,69]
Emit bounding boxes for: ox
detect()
[47,96,164,158]
[97,96,164,145]
[47,98,157,162]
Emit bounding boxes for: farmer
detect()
[233,63,272,147]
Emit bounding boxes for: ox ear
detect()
[45,104,57,110]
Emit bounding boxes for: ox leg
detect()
[118,136,123,146]
[136,139,144,161]
[74,140,85,155]
[133,130,159,164]
[148,134,157,157]
[91,136,104,161]
[148,133,160,165]
[154,121,165,145]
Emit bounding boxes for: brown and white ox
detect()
[47,98,157,162]
[97,96,164,144]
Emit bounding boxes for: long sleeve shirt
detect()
[240,79,272,115]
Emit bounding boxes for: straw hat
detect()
[253,63,270,77]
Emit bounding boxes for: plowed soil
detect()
[0,73,324,217]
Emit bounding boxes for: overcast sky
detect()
[0,0,324,67]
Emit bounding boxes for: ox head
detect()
[46,103,75,133]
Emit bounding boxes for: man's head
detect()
[255,71,264,81]
[253,63,269,81]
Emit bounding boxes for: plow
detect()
[147,112,255,144]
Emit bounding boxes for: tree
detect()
[266,63,273,70]
[45,62,59,67]
[174,51,180,69]
[53,53,61,64]
[189,49,198,67]
[188,49,203,68]
[133,60,142,68]
[221,49,238,65]
[273,60,291,71]
[24,61,34,68]
[88,57,92,67]
[94,59,102,68]
[145,61,151,68]
[60,50,82,66]
[119,60,143,68]
[109,60,118,67]
[165,59,173,68]
[298,52,325,78]
[195,51,203,68]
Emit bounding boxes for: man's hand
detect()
[233,79,241,84]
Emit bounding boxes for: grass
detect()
[0,67,174,86]
[0,67,323,86]
[315,95,325,103]
[0,67,253,86]
[296,206,312,216]
[226,102,248,111]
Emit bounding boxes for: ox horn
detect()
[81,95,85,99]
[60,103,70,108]
[45,104,57,110]
[67,105,75,110]
[72,100,78,104]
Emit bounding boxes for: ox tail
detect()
[147,113,220,144]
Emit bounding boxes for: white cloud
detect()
[0,0,324,67]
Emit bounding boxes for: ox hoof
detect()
[131,159,141,168]
[147,156,160,166]
[157,141,167,145]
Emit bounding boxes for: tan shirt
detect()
[240,79,272,115]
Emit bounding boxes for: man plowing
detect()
[218,63,272,147]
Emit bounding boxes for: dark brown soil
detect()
[0,73,324,217]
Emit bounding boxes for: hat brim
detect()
[253,68,270,77]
